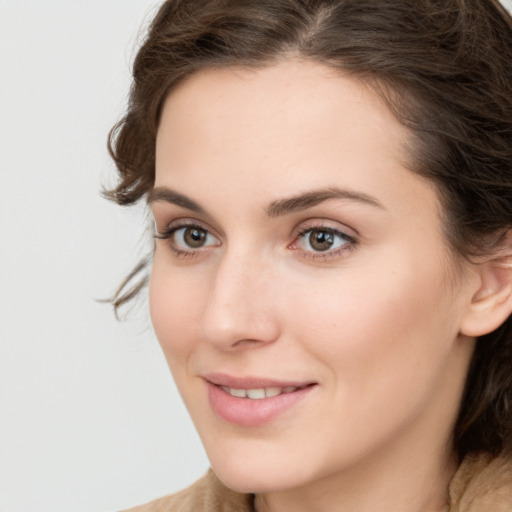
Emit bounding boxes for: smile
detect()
[220,385,306,399]
[204,375,317,427]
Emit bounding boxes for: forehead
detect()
[157,60,405,150]
[154,59,438,221]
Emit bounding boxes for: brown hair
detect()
[106,0,512,461]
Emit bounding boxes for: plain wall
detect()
[0,2,209,512]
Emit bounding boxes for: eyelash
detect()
[292,225,357,261]
[154,222,219,259]
[154,221,358,261]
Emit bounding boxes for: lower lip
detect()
[207,382,315,427]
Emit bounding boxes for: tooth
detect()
[282,386,297,393]
[230,388,247,398]
[265,387,281,398]
[246,388,266,399]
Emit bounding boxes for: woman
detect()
[107,1,512,511]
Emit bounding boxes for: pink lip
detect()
[204,373,317,427]
[204,373,314,389]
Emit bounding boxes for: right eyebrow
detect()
[147,187,207,215]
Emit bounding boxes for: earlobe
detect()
[460,256,512,338]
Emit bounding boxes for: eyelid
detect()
[154,218,221,257]
[288,220,358,260]
[291,219,358,241]
[154,217,219,237]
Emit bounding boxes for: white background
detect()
[0,2,209,512]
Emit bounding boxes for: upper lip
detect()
[203,373,316,389]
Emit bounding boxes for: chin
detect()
[204,440,317,494]
[211,462,298,494]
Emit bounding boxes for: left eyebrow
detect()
[266,187,385,217]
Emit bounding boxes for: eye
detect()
[293,226,356,256]
[173,226,217,249]
[155,223,220,255]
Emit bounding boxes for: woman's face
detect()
[150,61,476,494]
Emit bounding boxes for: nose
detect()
[200,248,280,350]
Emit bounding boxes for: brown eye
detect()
[308,229,335,251]
[296,227,354,254]
[182,227,208,248]
[166,225,219,251]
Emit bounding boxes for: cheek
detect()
[149,259,204,359]
[286,252,459,393]
[276,260,462,465]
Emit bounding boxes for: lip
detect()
[204,373,317,427]
[204,372,315,389]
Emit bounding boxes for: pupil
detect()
[309,230,334,251]
[184,228,206,248]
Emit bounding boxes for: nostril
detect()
[232,338,265,348]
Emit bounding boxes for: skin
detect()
[149,60,482,512]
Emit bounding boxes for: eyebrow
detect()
[147,185,385,217]
[147,187,207,215]
[266,187,385,217]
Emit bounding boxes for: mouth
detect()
[203,374,317,427]
[219,384,311,399]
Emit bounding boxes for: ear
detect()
[460,246,512,338]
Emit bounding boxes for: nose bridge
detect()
[200,243,279,348]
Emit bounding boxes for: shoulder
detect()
[448,452,512,511]
[120,470,254,512]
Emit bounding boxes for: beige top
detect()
[122,452,512,512]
